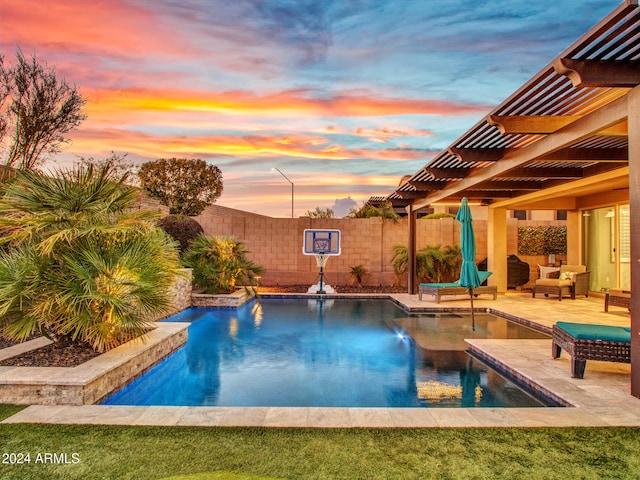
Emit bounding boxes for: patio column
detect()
[407,204,418,295]
[565,210,581,265]
[487,206,508,292]
[629,86,640,398]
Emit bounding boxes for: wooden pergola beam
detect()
[448,147,507,163]
[425,167,471,179]
[411,94,628,209]
[539,146,628,162]
[473,180,543,190]
[554,58,640,88]
[406,180,446,191]
[396,190,430,200]
[443,190,516,198]
[498,166,584,179]
[488,115,627,136]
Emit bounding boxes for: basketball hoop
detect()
[302,229,341,294]
[314,253,329,268]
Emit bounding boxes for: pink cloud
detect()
[0,0,199,61]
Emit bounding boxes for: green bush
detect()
[392,244,461,283]
[348,264,368,287]
[158,215,204,254]
[0,164,181,352]
[182,235,264,294]
[421,212,456,219]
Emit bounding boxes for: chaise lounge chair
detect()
[552,321,631,378]
[418,271,497,303]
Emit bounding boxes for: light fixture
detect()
[271,167,294,218]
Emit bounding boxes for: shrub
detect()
[348,264,368,287]
[421,212,456,219]
[392,244,462,283]
[182,234,264,294]
[0,164,181,352]
[158,215,204,254]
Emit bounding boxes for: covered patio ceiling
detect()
[387,0,639,211]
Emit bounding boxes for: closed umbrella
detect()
[456,198,481,330]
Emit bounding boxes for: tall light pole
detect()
[271,167,294,218]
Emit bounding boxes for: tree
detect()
[0,163,181,352]
[348,201,399,221]
[79,152,138,186]
[305,207,335,218]
[138,158,223,216]
[0,49,86,170]
[392,244,461,283]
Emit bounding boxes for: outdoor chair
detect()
[418,271,497,303]
[605,288,631,312]
[552,321,631,378]
[532,264,590,301]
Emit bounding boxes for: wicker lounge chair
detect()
[418,271,497,303]
[604,289,631,312]
[552,321,631,378]
[532,264,590,301]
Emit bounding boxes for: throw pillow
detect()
[560,271,576,281]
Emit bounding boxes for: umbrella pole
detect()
[469,288,475,331]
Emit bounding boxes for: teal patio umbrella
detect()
[456,198,481,330]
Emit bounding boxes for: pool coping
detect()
[3,293,640,428]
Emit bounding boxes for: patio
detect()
[2,291,638,428]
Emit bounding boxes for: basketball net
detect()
[314,253,329,268]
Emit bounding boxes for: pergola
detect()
[385,0,640,396]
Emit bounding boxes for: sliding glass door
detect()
[582,204,630,292]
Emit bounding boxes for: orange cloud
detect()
[81,86,488,119]
[69,128,436,162]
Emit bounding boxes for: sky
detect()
[0,0,621,217]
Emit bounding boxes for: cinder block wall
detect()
[132,197,567,288]
[192,213,497,287]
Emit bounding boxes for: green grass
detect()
[1,410,640,480]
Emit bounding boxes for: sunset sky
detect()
[0,0,619,216]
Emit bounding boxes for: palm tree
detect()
[182,234,263,294]
[392,244,462,283]
[0,163,181,352]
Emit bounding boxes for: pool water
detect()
[104,298,551,408]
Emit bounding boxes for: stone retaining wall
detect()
[0,323,188,405]
[191,289,253,308]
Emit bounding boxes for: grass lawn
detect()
[1,405,639,479]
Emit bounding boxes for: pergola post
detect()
[487,207,508,292]
[407,205,417,294]
[628,86,640,398]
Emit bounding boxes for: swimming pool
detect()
[104,298,551,408]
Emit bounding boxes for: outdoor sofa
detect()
[552,321,631,378]
[418,271,497,303]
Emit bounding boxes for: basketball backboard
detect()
[302,229,341,255]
